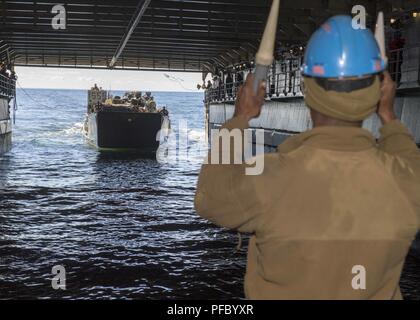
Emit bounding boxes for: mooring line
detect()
[16,81,52,109]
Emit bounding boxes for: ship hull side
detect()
[0,98,11,155]
[0,130,11,155]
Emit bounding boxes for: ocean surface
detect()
[0,88,419,300]
[0,88,246,299]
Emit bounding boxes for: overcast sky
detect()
[15,66,203,92]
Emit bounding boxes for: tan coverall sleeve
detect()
[195,117,262,233]
[378,120,420,226]
[379,120,420,157]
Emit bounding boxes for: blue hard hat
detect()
[302,15,387,78]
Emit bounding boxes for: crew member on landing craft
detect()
[195,15,420,300]
[144,92,152,102]
[146,99,157,113]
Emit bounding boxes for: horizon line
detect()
[16,87,205,93]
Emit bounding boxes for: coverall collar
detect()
[278,126,376,154]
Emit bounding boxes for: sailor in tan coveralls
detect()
[195,16,420,300]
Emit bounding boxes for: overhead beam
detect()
[109,0,151,68]
[2,0,403,73]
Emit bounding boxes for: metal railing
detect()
[0,73,16,98]
[205,82,240,103]
[205,57,305,103]
[205,45,420,103]
[389,47,405,85]
[270,58,304,98]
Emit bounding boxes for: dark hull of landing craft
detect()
[84,109,166,153]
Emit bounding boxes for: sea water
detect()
[0,89,418,299]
